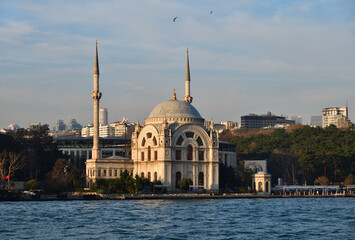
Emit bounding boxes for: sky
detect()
[0,0,354,129]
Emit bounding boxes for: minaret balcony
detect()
[91,91,102,100]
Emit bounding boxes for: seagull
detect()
[173,17,177,22]
[210,10,213,14]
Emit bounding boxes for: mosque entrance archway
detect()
[258,182,263,192]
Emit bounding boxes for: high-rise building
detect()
[322,106,350,128]
[290,115,302,124]
[99,108,108,126]
[53,120,66,131]
[310,116,322,127]
[241,112,295,129]
[110,117,135,137]
[66,119,83,130]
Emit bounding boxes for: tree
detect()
[344,174,354,185]
[0,150,25,190]
[24,179,39,190]
[46,158,82,193]
[314,176,329,185]
[10,124,64,181]
[178,178,193,191]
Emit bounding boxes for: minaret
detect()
[91,40,102,160]
[183,48,193,104]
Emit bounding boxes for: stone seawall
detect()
[1,192,354,201]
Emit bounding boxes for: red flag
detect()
[3,175,9,180]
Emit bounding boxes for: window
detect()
[141,152,144,161]
[196,136,203,146]
[148,146,151,161]
[147,132,152,138]
[98,169,101,177]
[153,137,157,146]
[185,132,194,138]
[142,138,146,146]
[109,169,112,176]
[176,172,181,189]
[187,145,193,160]
[176,136,184,145]
[148,172,151,181]
[258,182,263,192]
[103,169,107,177]
[141,172,144,178]
[114,169,117,177]
[154,172,158,182]
[176,150,181,160]
[198,172,204,186]
[198,150,204,161]
[154,151,158,160]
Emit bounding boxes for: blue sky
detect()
[0,0,354,129]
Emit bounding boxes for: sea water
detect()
[0,198,354,239]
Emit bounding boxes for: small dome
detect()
[146,99,204,124]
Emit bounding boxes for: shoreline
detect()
[1,193,354,201]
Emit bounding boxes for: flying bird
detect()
[210,10,213,14]
[173,17,177,22]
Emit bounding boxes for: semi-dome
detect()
[145,99,204,124]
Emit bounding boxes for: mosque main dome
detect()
[144,49,204,125]
[145,99,204,124]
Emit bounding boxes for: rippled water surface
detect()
[0,198,354,239]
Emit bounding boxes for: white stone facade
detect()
[85,47,237,191]
[131,100,220,191]
[252,171,272,194]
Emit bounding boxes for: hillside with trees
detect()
[221,125,355,186]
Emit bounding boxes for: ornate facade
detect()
[86,45,236,191]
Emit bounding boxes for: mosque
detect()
[86,43,237,192]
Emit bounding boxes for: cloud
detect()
[0,20,33,43]
[0,0,354,128]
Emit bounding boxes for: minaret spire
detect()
[94,40,100,76]
[183,48,193,103]
[91,40,102,160]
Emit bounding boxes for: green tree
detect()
[46,158,82,193]
[24,179,39,190]
[178,178,192,191]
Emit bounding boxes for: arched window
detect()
[154,151,158,160]
[176,136,184,145]
[147,132,152,138]
[154,172,158,182]
[198,150,204,161]
[176,172,181,189]
[196,136,203,146]
[142,137,146,146]
[187,145,193,160]
[148,146,151,161]
[258,182,263,192]
[176,150,181,160]
[153,137,157,146]
[185,132,194,138]
[141,172,144,178]
[198,172,204,186]
[148,172,151,181]
[265,181,269,192]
